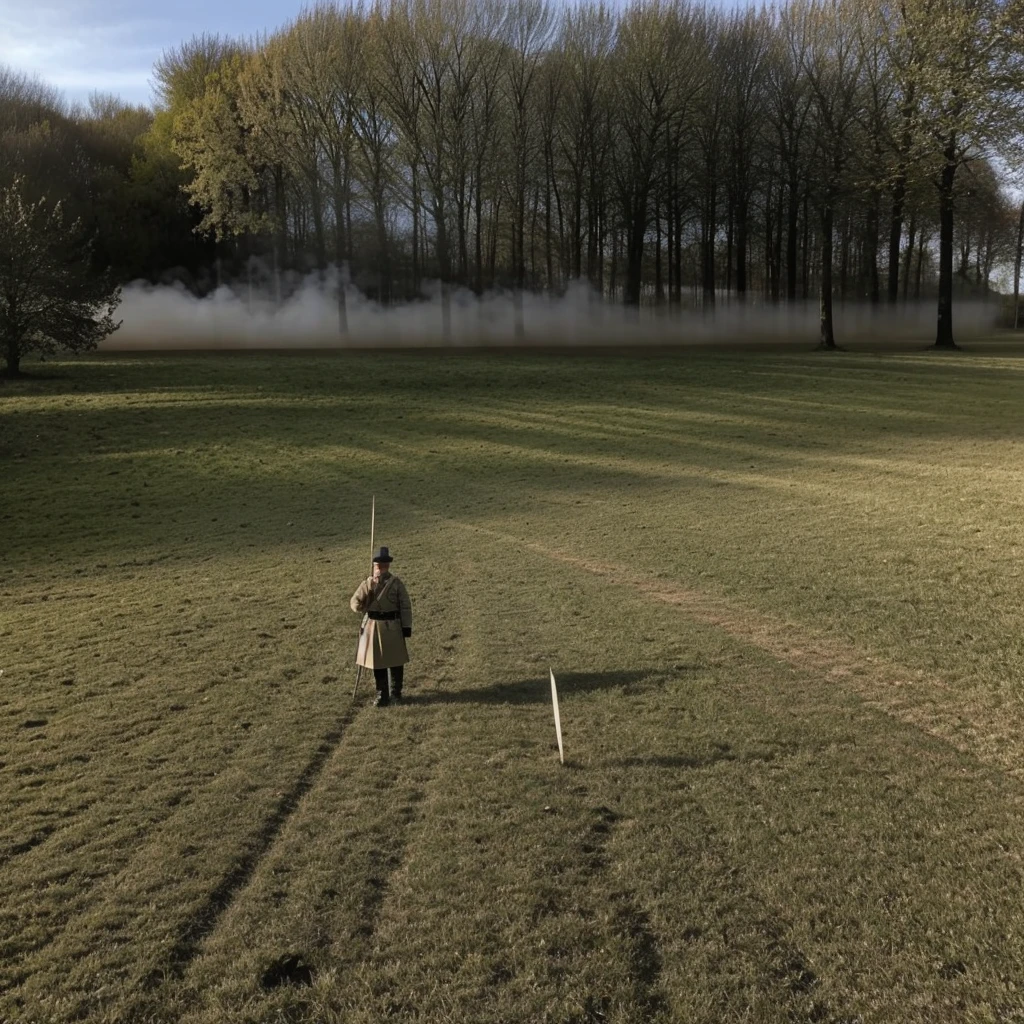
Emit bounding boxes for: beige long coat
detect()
[350,572,412,669]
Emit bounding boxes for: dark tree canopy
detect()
[0,178,122,375]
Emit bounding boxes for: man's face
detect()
[373,561,390,578]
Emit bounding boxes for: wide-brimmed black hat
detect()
[372,546,393,563]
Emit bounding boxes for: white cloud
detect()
[0,1,169,104]
[1,0,746,108]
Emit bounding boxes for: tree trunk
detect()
[935,140,958,349]
[587,191,600,287]
[838,212,850,304]
[375,196,391,306]
[488,200,499,287]
[786,175,800,303]
[4,334,21,376]
[333,175,349,336]
[902,214,916,303]
[456,185,469,286]
[819,202,836,349]
[673,202,682,305]
[411,164,421,295]
[887,173,906,304]
[624,194,646,307]
[554,178,566,292]
[702,185,716,309]
[666,157,675,308]
[573,184,583,280]
[530,185,541,288]
[610,224,619,300]
[773,187,784,304]
[866,195,880,305]
[736,193,748,302]
[915,231,927,300]
[655,196,664,306]
[545,179,554,293]
[310,184,328,273]
[345,184,353,270]
[274,165,288,303]
[725,200,734,299]
[801,192,811,301]
[1013,200,1024,329]
[474,167,485,295]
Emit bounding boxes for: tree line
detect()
[2,0,1023,356]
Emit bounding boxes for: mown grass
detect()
[3,343,1024,1023]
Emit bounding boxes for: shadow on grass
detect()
[10,348,1024,569]
[410,668,677,705]
[609,753,739,770]
[126,703,361,1011]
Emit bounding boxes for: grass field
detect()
[4,343,1024,1024]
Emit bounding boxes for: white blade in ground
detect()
[550,668,564,765]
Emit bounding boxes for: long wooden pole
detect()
[352,496,376,701]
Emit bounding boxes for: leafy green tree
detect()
[0,178,120,376]
[173,54,261,241]
[127,108,217,285]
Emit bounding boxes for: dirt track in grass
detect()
[469,524,1024,779]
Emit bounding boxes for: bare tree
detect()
[350,10,401,303]
[612,1,687,307]
[767,6,816,304]
[556,5,616,291]
[722,10,771,304]
[500,0,553,332]
[798,0,867,348]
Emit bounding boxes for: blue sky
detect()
[0,0,317,108]
[1,0,742,110]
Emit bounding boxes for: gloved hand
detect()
[402,627,412,638]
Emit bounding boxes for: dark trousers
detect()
[373,666,403,695]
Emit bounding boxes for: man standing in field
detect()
[350,547,413,707]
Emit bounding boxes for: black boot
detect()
[390,666,404,701]
[373,669,390,707]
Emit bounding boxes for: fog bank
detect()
[103,272,1000,351]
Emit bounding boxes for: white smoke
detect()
[103,269,1001,350]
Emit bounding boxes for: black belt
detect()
[367,611,398,621]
